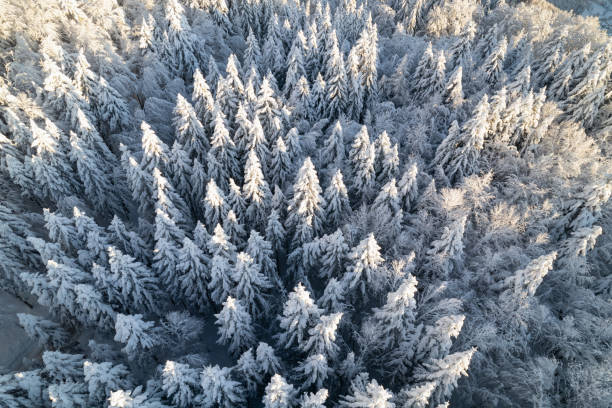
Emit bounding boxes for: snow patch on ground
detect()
[0,291,47,372]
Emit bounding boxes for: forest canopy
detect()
[0,0,610,407]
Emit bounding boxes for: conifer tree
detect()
[152,167,191,227]
[17,314,69,349]
[108,216,149,264]
[480,36,508,87]
[492,252,557,309]
[43,350,85,382]
[343,233,385,298]
[448,21,476,74]
[425,215,467,280]
[169,142,193,201]
[323,170,351,230]
[432,95,489,183]
[339,375,394,408]
[190,158,207,213]
[397,162,419,211]
[215,296,256,354]
[266,209,286,254]
[284,31,308,97]
[318,277,347,313]
[206,54,222,91]
[233,102,252,156]
[286,157,325,244]
[108,246,158,313]
[247,116,270,169]
[371,275,418,350]
[300,389,328,408]
[162,0,200,78]
[30,120,77,202]
[302,312,343,358]
[247,230,282,292]
[232,251,272,317]
[73,50,97,102]
[325,31,348,119]
[203,178,229,231]
[235,348,260,394]
[413,348,476,405]
[262,16,285,77]
[70,132,124,214]
[321,120,345,171]
[412,42,436,100]
[373,178,402,231]
[208,110,239,189]
[388,54,410,103]
[177,237,210,311]
[375,131,399,184]
[561,53,611,129]
[263,374,296,408]
[284,127,303,164]
[83,360,131,405]
[161,360,199,408]
[209,254,234,306]
[256,77,282,139]
[208,223,237,259]
[243,149,271,228]
[173,94,208,160]
[443,65,464,108]
[278,283,323,349]
[296,354,330,389]
[256,341,282,378]
[192,69,216,127]
[122,147,153,216]
[140,121,170,175]
[114,314,158,360]
[270,136,292,189]
[41,56,89,127]
[43,208,79,253]
[413,315,465,366]
[243,28,262,75]
[319,229,349,279]
[224,209,247,249]
[290,76,311,122]
[200,365,246,408]
[308,74,327,121]
[94,76,131,134]
[227,178,246,221]
[349,126,376,201]
[351,21,379,113]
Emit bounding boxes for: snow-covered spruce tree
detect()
[263,374,296,408]
[177,237,210,311]
[200,364,246,408]
[286,157,325,244]
[161,360,200,407]
[343,233,385,299]
[348,125,376,202]
[83,360,131,405]
[215,296,256,355]
[277,283,323,350]
[173,94,208,161]
[432,94,489,183]
[107,246,159,313]
[243,148,271,229]
[113,313,158,361]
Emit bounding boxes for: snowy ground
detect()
[0,291,46,373]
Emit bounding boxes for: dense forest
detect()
[0,0,610,406]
